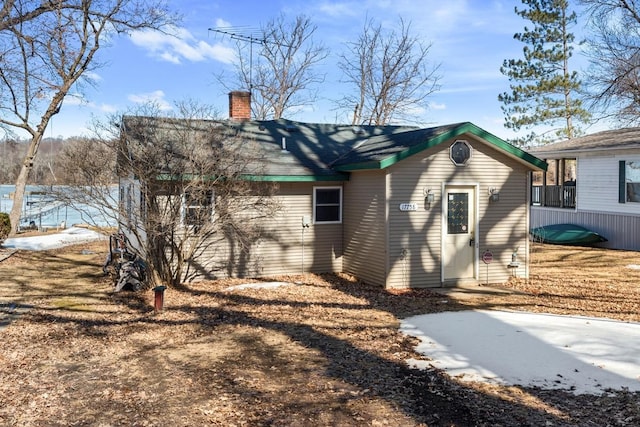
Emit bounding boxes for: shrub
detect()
[0,212,10,242]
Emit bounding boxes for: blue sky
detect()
[43,0,594,141]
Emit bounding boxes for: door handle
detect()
[469,238,475,247]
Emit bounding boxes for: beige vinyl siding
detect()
[190,182,343,280]
[305,184,344,273]
[386,135,531,288]
[386,144,443,288]
[475,146,530,283]
[253,185,312,277]
[343,170,387,287]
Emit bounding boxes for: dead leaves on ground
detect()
[1,243,640,426]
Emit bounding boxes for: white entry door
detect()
[443,186,476,281]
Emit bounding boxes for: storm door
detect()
[443,186,476,281]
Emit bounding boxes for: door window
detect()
[447,193,469,234]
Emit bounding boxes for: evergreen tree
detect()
[499,0,590,145]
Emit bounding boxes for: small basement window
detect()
[313,187,342,224]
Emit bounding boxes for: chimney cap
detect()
[229,90,251,97]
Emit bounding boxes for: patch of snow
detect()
[2,227,106,251]
[400,310,640,395]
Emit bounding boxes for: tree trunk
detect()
[9,135,42,237]
[9,162,31,236]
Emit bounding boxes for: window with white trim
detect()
[183,190,214,226]
[619,160,640,203]
[313,187,342,223]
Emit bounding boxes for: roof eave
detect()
[154,173,349,182]
[242,174,349,182]
[531,144,640,157]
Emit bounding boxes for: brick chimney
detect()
[229,91,251,121]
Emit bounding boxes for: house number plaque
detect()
[399,203,418,211]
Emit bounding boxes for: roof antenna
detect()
[209,27,266,93]
[209,26,295,94]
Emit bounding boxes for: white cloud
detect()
[99,103,118,114]
[61,93,117,114]
[428,101,446,111]
[214,18,232,28]
[159,51,181,64]
[83,71,102,83]
[63,94,85,106]
[437,84,498,95]
[317,1,361,18]
[129,27,236,65]
[128,90,172,111]
[352,0,473,34]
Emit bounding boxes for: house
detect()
[529,127,640,251]
[119,91,546,288]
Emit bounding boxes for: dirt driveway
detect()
[0,240,639,426]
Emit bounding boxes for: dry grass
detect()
[0,240,639,426]
[502,243,640,322]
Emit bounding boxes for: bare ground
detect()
[0,240,639,426]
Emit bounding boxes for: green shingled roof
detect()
[122,117,546,181]
[229,119,417,180]
[332,121,547,171]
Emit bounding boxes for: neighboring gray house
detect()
[119,91,546,288]
[529,127,640,251]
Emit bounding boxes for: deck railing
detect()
[532,185,576,208]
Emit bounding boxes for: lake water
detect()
[0,184,117,228]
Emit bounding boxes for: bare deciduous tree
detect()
[221,14,328,120]
[0,0,179,235]
[582,0,640,124]
[0,0,66,32]
[337,17,441,126]
[55,101,280,287]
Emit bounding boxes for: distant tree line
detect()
[0,136,116,186]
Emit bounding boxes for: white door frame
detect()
[441,182,479,284]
